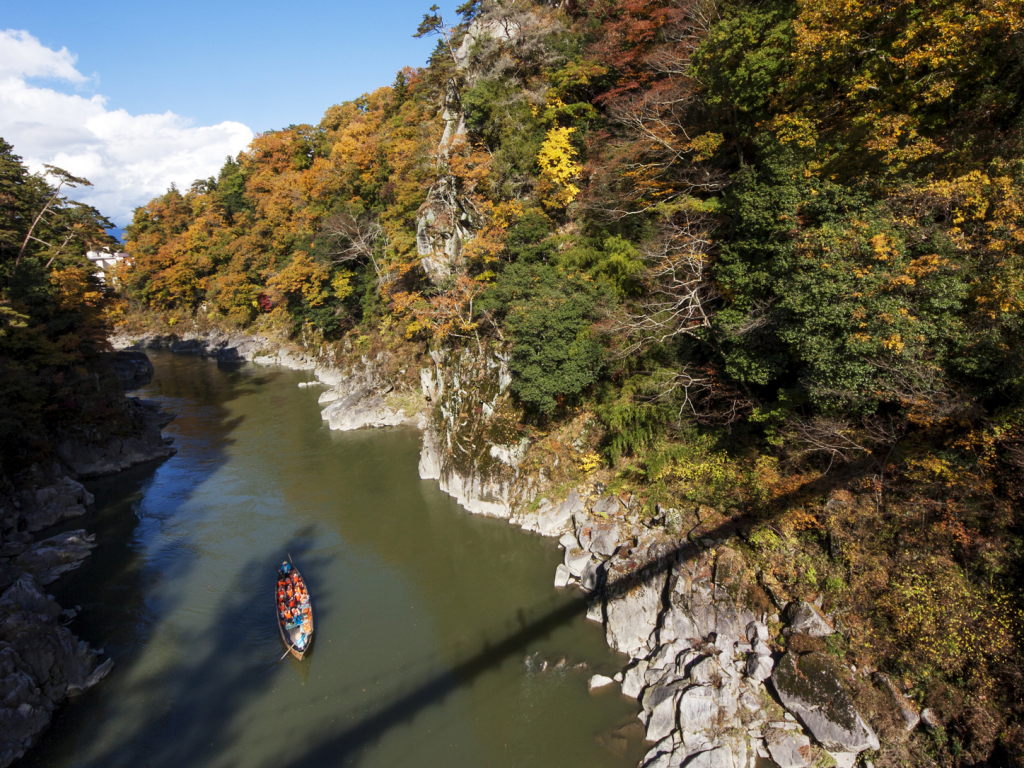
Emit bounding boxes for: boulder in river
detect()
[554,564,571,588]
[587,674,615,692]
[771,651,880,755]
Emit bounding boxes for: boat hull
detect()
[276,561,314,660]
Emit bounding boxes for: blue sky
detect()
[1,1,459,226]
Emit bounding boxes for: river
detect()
[23,351,645,768]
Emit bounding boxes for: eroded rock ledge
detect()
[0,348,176,766]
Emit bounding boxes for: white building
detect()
[86,248,128,284]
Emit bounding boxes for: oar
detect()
[277,554,295,662]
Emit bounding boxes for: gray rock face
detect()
[746,652,774,682]
[416,76,474,283]
[56,431,174,480]
[114,330,274,365]
[538,494,582,537]
[590,525,620,557]
[580,559,604,592]
[111,350,154,390]
[553,564,571,588]
[316,354,416,432]
[686,746,736,768]
[0,575,111,766]
[15,531,96,585]
[786,602,834,637]
[873,672,921,731]
[621,659,649,699]
[19,477,92,533]
[55,394,176,480]
[771,651,880,755]
[646,688,682,742]
[593,495,621,518]
[417,175,474,283]
[604,567,666,656]
[746,620,770,644]
[564,550,591,578]
[678,685,720,734]
[321,390,408,431]
[416,349,532,521]
[418,424,442,481]
[558,532,579,550]
[766,729,812,768]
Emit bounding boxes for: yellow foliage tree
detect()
[536,127,581,211]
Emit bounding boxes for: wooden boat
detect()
[276,558,314,660]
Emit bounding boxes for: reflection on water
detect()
[25,353,643,768]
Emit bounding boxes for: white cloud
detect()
[0,29,254,227]
[0,30,85,82]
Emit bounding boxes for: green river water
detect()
[23,351,645,768]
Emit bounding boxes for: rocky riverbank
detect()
[0,350,176,766]
[111,328,925,768]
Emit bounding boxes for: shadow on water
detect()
[273,469,850,768]
[24,353,275,766]
[58,537,323,768]
[43,354,261,644]
[30,352,851,767]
